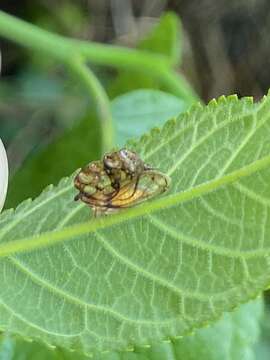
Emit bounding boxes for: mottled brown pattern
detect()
[74,148,170,215]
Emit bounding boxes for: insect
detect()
[74,149,170,216]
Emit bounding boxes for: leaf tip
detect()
[21,336,34,343]
[208,98,218,107]
[162,338,172,344]
[150,127,161,136]
[100,349,110,354]
[140,343,151,349]
[174,335,183,340]
[188,101,203,113]
[226,94,239,102]
[15,198,32,214]
[125,346,135,352]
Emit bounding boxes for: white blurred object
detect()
[0,49,8,212]
[0,139,8,212]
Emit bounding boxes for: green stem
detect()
[0,11,114,151]
[0,11,73,60]
[78,40,170,73]
[0,10,197,104]
[158,70,198,101]
[68,59,114,152]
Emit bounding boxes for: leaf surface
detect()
[111,89,187,145]
[0,299,262,359]
[254,297,270,360]
[0,95,270,356]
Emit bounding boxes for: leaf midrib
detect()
[1,152,270,258]
[0,98,267,258]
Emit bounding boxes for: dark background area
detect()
[2,0,270,100]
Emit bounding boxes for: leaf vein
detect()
[7,256,181,327]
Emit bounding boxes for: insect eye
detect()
[120,149,129,157]
[104,154,121,169]
[104,156,112,167]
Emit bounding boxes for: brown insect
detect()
[74,149,170,216]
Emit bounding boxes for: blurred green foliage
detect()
[138,12,182,66]
[108,12,182,98]
[5,113,101,208]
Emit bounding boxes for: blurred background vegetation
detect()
[1,0,270,208]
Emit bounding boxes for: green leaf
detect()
[95,299,263,360]
[138,12,182,66]
[173,298,263,360]
[0,336,56,360]
[254,296,270,360]
[0,299,262,359]
[108,71,159,101]
[1,94,270,356]
[0,335,90,360]
[5,114,101,209]
[111,89,188,146]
